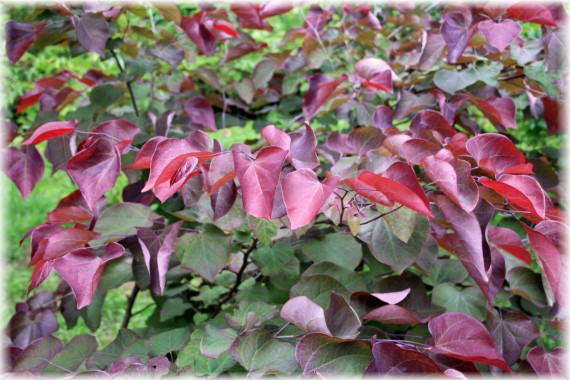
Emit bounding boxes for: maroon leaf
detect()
[542,97,560,135]
[487,226,531,264]
[282,169,341,229]
[32,228,99,263]
[418,32,446,71]
[303,73,347,120]
[8,307,58,350]
[92,119,140,152]
[21,120,77,146]
[206,153,235,195]
[324,293,361,339]
[478,19,521,52]
[231,3,272,30]
[74,13,109,56]
[233,146,287,220]
[373,105,395,132]
[364,305,428,324]
[469,96,517,130]
[289,122,319,170]
[507,3,557,26]
[490,312,540,366]
[343,177,393,207]
[180,16,216,56]
[367,341,444,374]
[410,110,456,141]
[53,243,124,309]
[184,96,216,131]
[28,260,55,295]
[261,124,291,160]
[4,145,44,199]
[67,138,121,210]
[280,296,332,335]
[354,58,396,93]
[527,346,565,376]
[424,156,479,212]
[479,175,545,220]
[465,133,533,175]
[153,159,200,203]
[428,312,511,372]
[6,21,41,64]
[400,139,440,164]
[347,127,385,156]
[127,136,167,170]
[137,221,182,295]
[211,180,237,220]
[212,19,239,37]
[441,11,474,63]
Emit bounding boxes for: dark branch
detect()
[360,205,405,226]
[121,283,140,329]
[110,49,140,117]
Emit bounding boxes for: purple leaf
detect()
[366,341,444,375]
[280,296,332,335]
[373,105,394,132]
[410,110,456,141]
[441,11,473,63]
[13,336,64,374]
[371,288,411,304]
[153,156,199,203]
[4,145,44,199]
[488,226,531,264]
[137,221,182,295]
[347,127,385,156]
[8,309,58,350]
[206,153,235,195]
[324,292,361,339]
[75,13,109,56]
[233,146,287,220]
[354,57,396,93]
[399,139,440,164]
[261,124,291,160]
[289,122,319,170]
[54,243,124,309]
[507,3,557,26]
[303,73,347,119]
[6,21,41,64]
[428,312,511,372]
[67,138,120,210]
[479,175,545,220]
[184,96,216,131]
[465,133,532,175]
[394,89,435,120]
[22,120,77,146]
[418,32,446,71]
[211,180,238,220]
[47,190,99,224]
[180,16,216,56]
[478,19,521,52]
[527,346,565,376]
[92,119,140,152]
[490,312,540,366]
[126,136,167,170]
[364,304,429,324]
[32,228,99,263]
[469,95,517,130]
[282,169,340,229]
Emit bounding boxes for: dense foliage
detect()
[3,1,567,377]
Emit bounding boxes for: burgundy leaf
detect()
[212,19,239,37]
[441,11,474,63]
[53,243,124,309]
[399,139,440,164]
[28,260,55,295]
[153,162,200,203]
[92,119,140,152]
[487,226,531,264]
[303,73,347,120]
[233,146,287,220]
[126,136,167,170]
[47,190,99,224]
[347,127,385,156]
[148,111,175,137]
[394,90,435,120]
[282,169,340,229]
[507,3,557,26]
[5,21,40,64]
[410,110,456,141]
[137,221,182,295]
[527,346,565,376]
[373,105,395,132]
[367,341,444,374]
[32,228,99,263]
[469,96,517,130]
[261,124,291,160]
[289,122,319,170]
[343,177,393,207]
[428,312,511,372]
[75,13,109,56]
[170,156,199,186]
[280,296,332,335]
[231,3,272,30]
[180,16,216,56]
[325,132,351,155]
[418,32,446,71]
[542,97,560,135]
[206,153,235,195]
[8,308,58,350]
[465,133,533,175]
[490,312,540,366]
[478,19,521,52]
[324,293,361,339]
[479,175,545,219]
[184,96,216,131]
[354,57,397,93]
[364,305,428,324]
[21,120,77,146]
[424,156,479,212]
[4,145,44,199]
[211,180,237,220]
[67,138,120,210]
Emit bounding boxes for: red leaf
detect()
[21,120,76,146]
[282,169,341,229]
[465,133,532,175]
[303,73,347,120]
[410,110,456,141]
[212,19,239,37]
[478,19,521,52]
[490,312,540,366]
[343,177,393,207]
[184,96,216,131]
[47,189,104,224]
[92,119,140,152]
[290,122,319,170]
[367,341,444,374]
[180,16,216,56]
[469,96,517,130]
[28,260,54,295]
[479,175,545,219]
[542,97,560,135]
[126,136,167,170]
[261,124,291,161]
[428,312,511,372]
[231,3,271,30]
[154,158,200,203]
[354,58,396,93]
[347,127,385,156]
[206,153,235,195]
[53,243,124,309]
[137,221,182,295]
[67,138,121,210]
[400,139,440,164]
[424,156,479,212]
[233,146,287,220]
[487,226,531,264]
[32,228,99,263]
[507,3,557,26]
[4,145,44,199]
[527,346,565,375]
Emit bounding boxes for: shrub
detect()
[4,2,566,377]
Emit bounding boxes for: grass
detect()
[4,153,155,346]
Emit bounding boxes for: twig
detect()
[110,49,140,117]
[121,283,140,329]
[213,238,258,316]
[360,205,405,226]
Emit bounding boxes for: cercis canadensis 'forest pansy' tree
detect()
[3,1,567,377]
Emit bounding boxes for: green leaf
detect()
[14,336,64,373]
[228,330,296,376]
[160,297,192,322]
[248,216,279,246]
[79,290,106,333]
[432,284,487,320]
[475,61,503,86]
[177,227,231,283]
[434,67,478,94]
[87,329,151,369]
[89,84,124,108]
[43,335,98,374]
[191,285,229,306]
[296,333,372,376]
[506,267,548,307]
[424,258,469,286]
[93,203,153,241]
[252,59,277,89]
[177,328,236,377]
[524,61,560,98]
[301,233,363,270]
[201,325,238,359]
[290,274,350,308]
[381,204,418,243]
[149,328,191,355]
[303,262,367,292]
[125,58,156,77]
[234,78,255,104]
[252,242,300,289]
[225,301,277,330]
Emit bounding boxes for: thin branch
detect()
[110,49,140,117]
[360,205,405,226]
[121,283,140,329]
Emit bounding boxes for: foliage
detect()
[3,1,567,377]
